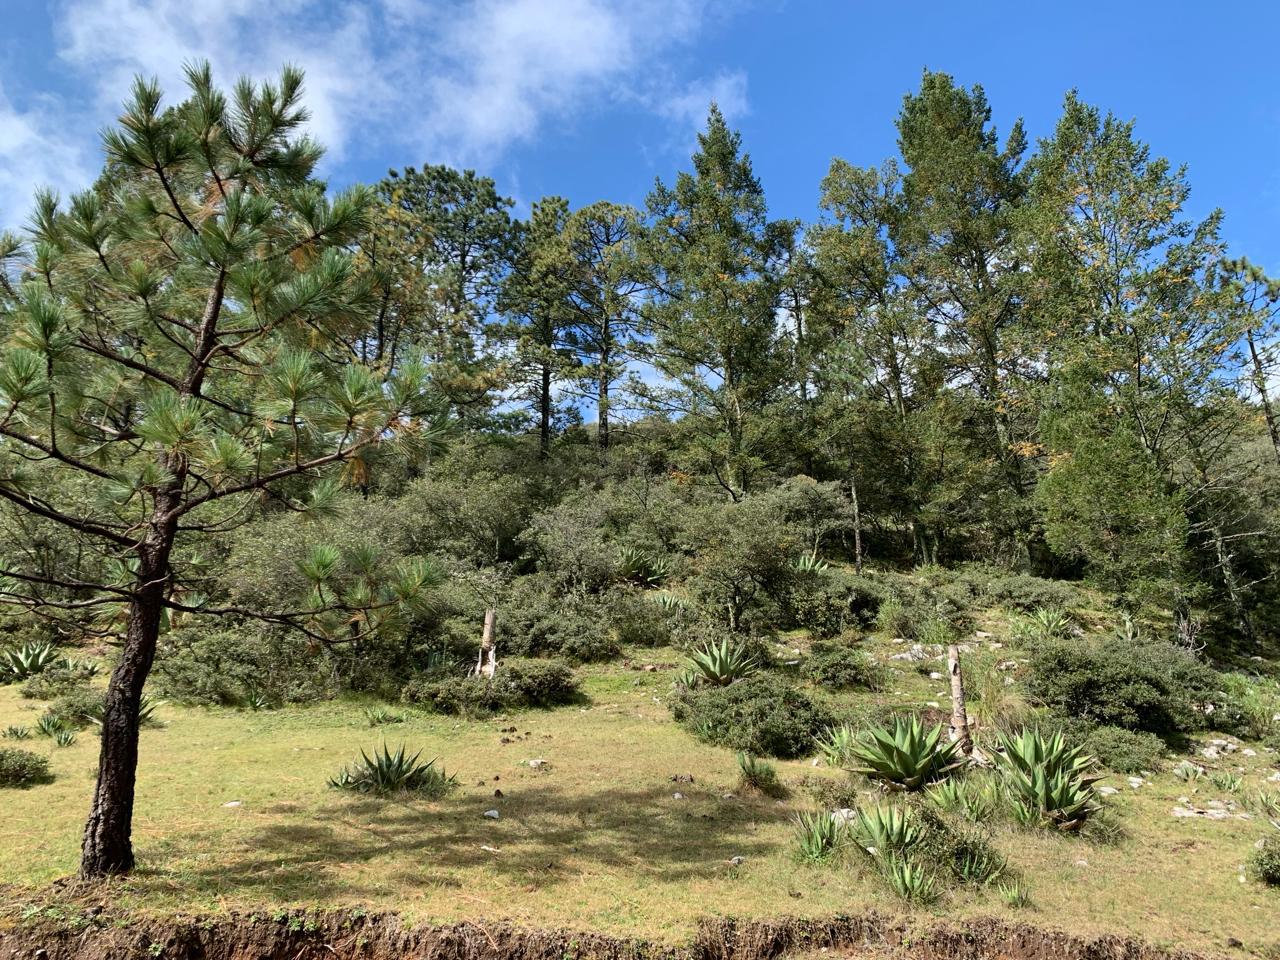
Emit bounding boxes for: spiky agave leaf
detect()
[689,637,759,687]
[994,728,1103,831]
[847,716,964,790]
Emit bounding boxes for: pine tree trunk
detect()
[539,362,551,459]
[80,557,168,877]
[946,644,973,757]
[598,339,611,451]
[1246,327,1280,467]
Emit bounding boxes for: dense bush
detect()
[151,624,332,707]
[669,674,831,758]
[1078,725,1166,774]
[1028,636,1225,736]
[498,585,620,662]
[1250,836,1280,886]
[0,747,53,788]
[20,660,98,700]
[803,640,883,690]
[46,688,105,729]
[605,591,676,647]
[402,657,578,715]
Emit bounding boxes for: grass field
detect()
[2,631,1278,956]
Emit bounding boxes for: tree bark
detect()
[849,474,864,574]
[946,644,973,757]
[80,536,172,877]
[475,608,498,678]
[1246,327,1280,467]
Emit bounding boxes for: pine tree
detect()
[0,64,446,877]
[641,105,792,498]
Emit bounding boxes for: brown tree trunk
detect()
[80,550,170,877]
[946,644,973,757]
[539,362,551,459]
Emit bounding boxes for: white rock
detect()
[1243,748,1257,757]
[831,808,857,825]
[928,672,943,681]
[221,801,242,808]
[1098,786,1119,796]
[1127,777,1145,789]
[672,792,685,800]
[483,809,500,819]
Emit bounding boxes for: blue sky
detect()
[2,0,1278,270]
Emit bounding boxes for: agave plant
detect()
[880,854,938,904]
[847,717,964,790]
[1011,607,1073,644]
[0,640,60,681]
[81,694,165,728]
[994,728,1103,831]
[688,637,759,687]
[926,776,998,823]
[54,729,78,748]
[793,810,846,863]
[34,714,66,738]
[1172,759,1204,782]
[654,592,686,612]
[617,546,671,588]
[818,723,859,768]
[2,725,31,740]
[949,828,1006,884]
[365,706,408,727]
[1210,772,1242,794]
[791,554,830,574]
[849,805,926,858]
[997,878,1031,908]
[737,752,785,797]
[328,743,456,798]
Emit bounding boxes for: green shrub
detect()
[1028,636,1224,736]
[499,658,579,706]
[803,641,883,691]
[46,688,105,729]
[0,747,53,787]
[785,577,853,639]
[402,658,578,715]
[1078,725,1166,774]
[20,661,98,700]
[328,743,456,797]
[499,589,620,662]
[846,717,964,790]
[152,624,331,707]
[670,674,832,759]
[1249,836,1280,886]
[606,591,675,647]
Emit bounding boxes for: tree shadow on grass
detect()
[153,779,794,902]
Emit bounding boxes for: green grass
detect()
[0,636,1277,953]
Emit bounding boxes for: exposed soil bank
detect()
[0,911,1215,960]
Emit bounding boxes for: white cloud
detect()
[0,82,96,228]
[656,69,749,128]
[0,1,747,227]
